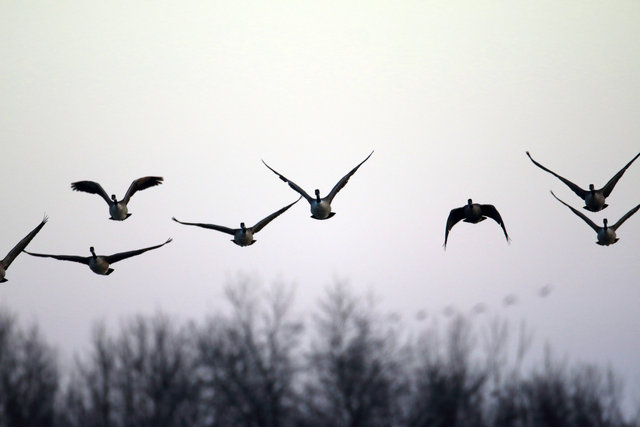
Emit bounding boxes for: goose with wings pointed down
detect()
[23,238,172,275]
[262,151,373,220]
[1,215,48,283]
[71,176,163,220]
[444,199,510,249]
[550,191,640,246]
[526,151,640,212]
[172,197,300,246]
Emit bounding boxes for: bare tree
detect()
[61,323,117,427]
[302,282,408,427]
[407,314,487,427]
[196,279,303,427]
[62,313,200,427]
[0,310,59,427]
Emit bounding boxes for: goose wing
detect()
[444,207,465,248]
[550,190,600,232]
[326,150,374,203]
[611,202,640,231]
[481,204,511,243]
[1,215,48,270]
[22,250,90,265]
[261,160,313,202]
[71,180,111,205]
[172,217,236,235]
[601,152,640,197]
[251,197,301,233]
[105,238,172,264]
[526,152,587,199]
[122,176,163,204]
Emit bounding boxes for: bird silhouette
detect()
[71,176,163,220]
[262,151,373,220]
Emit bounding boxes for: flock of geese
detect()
[1,150,639,282]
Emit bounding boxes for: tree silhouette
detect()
[301,282,409,427]
[196,279,303,426]
[0,311,58,427]
[0,280,636,426]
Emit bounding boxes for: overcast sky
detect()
[2,0,639,402]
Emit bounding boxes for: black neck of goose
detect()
[589,184,595,193]
[467,199,473,206]
[111,194,118,203]
[90,247,97,258]
[240,223,246,233]
[603,219,608,230]
[315,190,321,203]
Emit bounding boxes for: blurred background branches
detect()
[0,279,636,427]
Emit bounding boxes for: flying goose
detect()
[23,238,172,275]
[444,199,510,249]
[71,176,164,220]
[262,151,373,220]
[550,190,640,246]
[172,197,300,246]
[526,151,640,212]
[1,215,48,283]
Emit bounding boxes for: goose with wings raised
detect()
[526,151,640,212]
[172,197,300,246]
[23,238,172,275]
[71,176,163,220]
[550,191,640,246]
[262,151,373,220]
[1,215,48,283]
[444,199,510,249]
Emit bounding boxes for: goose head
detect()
[240,222,247,233]
[89,246,97,258]
[603,218,608,229]
[589,184,595,192]
[467,198,473,206]
[111,194,118,203]
[314,189,321,202]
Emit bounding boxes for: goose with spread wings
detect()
[1,215,48,283]
[172,197,300,246]
[23,238,172,275]
[262,151,373,220]
[71,176,163,220]
[550,191,640,246]
[526,151,640,212]
[444,199,510,249]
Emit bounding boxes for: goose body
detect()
[172,197,300,246]
[550,191,640,246]
[109,203,129,221]
[1,216,48,283]
[71,176,163,220]
[23,238,172,275]
[262,151,373,220]
[526,151,640,212]
[444,199,510,249]
[88,250,114,275]
[462,203,485,223]
[596,227,618,246]
[310,198,333,220]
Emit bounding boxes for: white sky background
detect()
[1,0,639,401]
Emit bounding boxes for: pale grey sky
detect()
[1,0,639,403]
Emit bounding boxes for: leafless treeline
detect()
[0,281,637,427]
